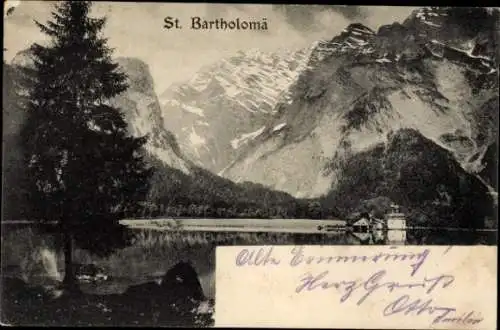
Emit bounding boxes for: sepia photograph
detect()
[2,1,498,327]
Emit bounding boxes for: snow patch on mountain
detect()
[189,126,206,147]
[375,58,392,63]
[182,104,205,117]
[231,126,266,149]
[196,120,210,127]
[189,73,212,92]
[272,123,287,132]
[422,20,441,28]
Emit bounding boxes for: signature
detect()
[384,294,484,326]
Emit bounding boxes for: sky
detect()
[4,1,418,95]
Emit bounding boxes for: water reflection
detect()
[350,231,371,243]
[372,230,385,243]
[388,230,407,244]
[349,229,407,245]
[1,224,497,301]
[349,227,497,245]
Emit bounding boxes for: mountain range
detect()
[3,7,498,228]
[220,7,499,199]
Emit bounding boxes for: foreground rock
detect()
[123,261,205,303]
[121,261,210,326]
[160,261,205,302]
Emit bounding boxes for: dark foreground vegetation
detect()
[1,261,214,327]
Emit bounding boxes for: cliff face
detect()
[111,58,192,174]
[159,48,311,172]
[221,7,498,200]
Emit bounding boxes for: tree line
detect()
[129,200,340,220]
[141,156,341,220]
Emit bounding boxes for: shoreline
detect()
[1,219,497,232]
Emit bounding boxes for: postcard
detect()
[2,1,498,328]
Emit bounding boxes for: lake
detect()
[0,222,497,301]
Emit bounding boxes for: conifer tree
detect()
[20,1,153,293]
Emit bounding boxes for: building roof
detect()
[352,217,370,226]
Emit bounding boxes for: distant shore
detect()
[2,219,495,233]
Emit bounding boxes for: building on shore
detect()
[348,204,407,231]
[351,231,371,243]
[385,204,407,230]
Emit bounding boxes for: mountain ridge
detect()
[221,7,499,200]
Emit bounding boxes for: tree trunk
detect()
[62,230,80,294]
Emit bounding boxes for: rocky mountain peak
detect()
[116,57,156,96]
[317,22,376,57]
[159,47,311,172]
[111,58,192,174]
[338,23,375,38]
[404,7,499,60]
[306,7,499,71]
[377,22,409,36]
